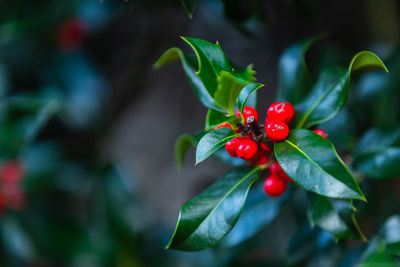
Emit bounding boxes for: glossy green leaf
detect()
[274,129,365,200]
[308,193,365,241]
[278,34,322,104]
[223,183,290,247]
[181,37,230,97]
[296,51,388,129]
[214,71,248,114]
[182,37,255,113]
[196,128,237,164]
[181,0,198,18]
[153,47,224,112]
[166,166,262,251]
[237,82,263,117]
[353,126,400,178]
[154,38,255,113]
[205,109,239,130]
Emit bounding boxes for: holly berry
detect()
[236,139,258,160]
[236,106,259,124]
[267,102,295,124]
[214,122,232,130]
[259,142,271,152]
[265,120,289,141]
[57,18,85,51]
[2,182,24,210]
[250,151,270,166]
[263,175,287,197]
[225,137,245,157]
[270,161,293,183]
[313,129,328,139]
[1,161,24,183]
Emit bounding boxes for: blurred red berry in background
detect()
[57,18,85,51]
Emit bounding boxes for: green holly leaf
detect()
[181,0,199,18]
[153,47,224,112]
[274,129,365,200]
[182,37,255,113]
[154,38,255,114]
[308,193,365,241]
[278,34,323,104]
[175,131,245,167]
[181,37,231,96]
[237,82,263,118]
[196,128,238,164]
[205,109,240,130]
[166,166,262,251]
[353,126,400,179]
[214,71,248,114]
[296,51,388,129]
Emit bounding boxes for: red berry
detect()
[259,142,271,152]
[236,139,258,160]
[267,102,295,124]
[250,151,270,166]
[2,161,24,183]
[236,106,259,124]
[214,122,232,130]
[225,137,246,157]
[2,182,24,210]
[265,120,289,141]
[263,176,287,197]
[313,129,328,139]
[57,18,85,51]
[270,161,293,183]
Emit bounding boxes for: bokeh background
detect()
[0,0,399,266]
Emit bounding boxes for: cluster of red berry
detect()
[215,102,328,197]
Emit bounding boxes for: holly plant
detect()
[154,36,388,252]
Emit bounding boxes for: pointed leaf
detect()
[196,128,237,164]
[278,34,323,104]
[181,37,255,113]
[296,51,388,129]
[237,82,263,116]
[214,71,249,114]
[274,129,365,200]
[166,166,262,251]
[308,193,365,241]
[181,0,199,18]
[181,37,231,97]
[154,47,224,112]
